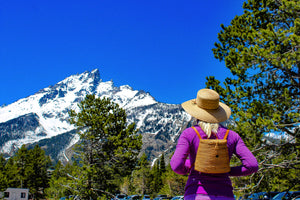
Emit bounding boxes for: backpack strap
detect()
[192,126,230,140]
[223,129,230,140]
[192,126,202,139]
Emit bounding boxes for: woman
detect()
[170,89,258,200]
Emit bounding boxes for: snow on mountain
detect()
[0,69,190,161]
[0,69,155,133]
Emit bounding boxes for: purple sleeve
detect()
[170,131,191,175]
[229,134,259,176]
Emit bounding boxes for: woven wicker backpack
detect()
[192,126,230,174]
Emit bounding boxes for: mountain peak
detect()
[0,69,190,162]
[0,69,158,148]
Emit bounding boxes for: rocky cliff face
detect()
[0,69,191,163]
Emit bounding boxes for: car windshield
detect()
[273,192,284,200]
[273,191,300,200]
[273,192,289,200]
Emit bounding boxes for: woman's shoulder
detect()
[181,126,202,138]
[219,126,241,140]
[182,126,198,135]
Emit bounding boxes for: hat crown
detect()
[181,88,231,123]
[196,89,219,110]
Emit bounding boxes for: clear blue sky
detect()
[0,0,245,105]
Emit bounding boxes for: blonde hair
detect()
[198,120,219,138]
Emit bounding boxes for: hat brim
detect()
[181,100,231,123]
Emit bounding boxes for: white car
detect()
[171,196,184,200]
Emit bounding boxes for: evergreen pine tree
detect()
[14,145,29,188]
[160,153,166,173]
[5,156,19,187]
[138,153,150,168]
[0,154,7,190]
[208,0,299,192]
[151,160,162,195]
[130,153,152,195]
[69,94,142,199]
[46,161,76,199]
[26,145,51,199]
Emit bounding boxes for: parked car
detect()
[142,194,151,200]
[238,193,251,200]
[273,191,300,200]
[128,194,142,200]
[248,191,280,200]
[171,196,184,200]
[263,192,280,200]
[153,195,172,200]
[115,194,127,200]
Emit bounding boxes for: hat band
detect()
[196,98,219,110]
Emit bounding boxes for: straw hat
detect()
[182,89,231,123]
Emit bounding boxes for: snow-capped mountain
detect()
[0,69,192,163]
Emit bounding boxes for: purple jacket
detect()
[170,125,258,197]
